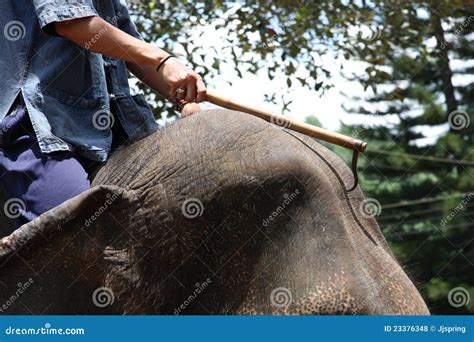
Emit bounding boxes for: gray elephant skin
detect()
[0,109,429,315]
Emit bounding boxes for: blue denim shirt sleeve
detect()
[0,0,158,162]
[32,0,99,35]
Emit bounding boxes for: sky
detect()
[152,8,406,132]
[137,3,472,145]
[167,22,373,132]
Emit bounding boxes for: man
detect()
[0,0,205,228]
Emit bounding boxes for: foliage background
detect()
[130,0,474,314]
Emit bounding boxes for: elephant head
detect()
[0,109,429,315]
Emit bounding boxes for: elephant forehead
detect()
[95,109,330,192]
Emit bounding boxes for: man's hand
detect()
[157,57,207,103]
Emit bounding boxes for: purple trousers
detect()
[0,104,97,229]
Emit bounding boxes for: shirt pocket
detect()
[110,93,158,139]
[42,87,104,110]
[41,87,110,141]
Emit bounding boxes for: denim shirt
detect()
[0,0,158,162]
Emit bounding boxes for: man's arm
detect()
[55,17,206,105]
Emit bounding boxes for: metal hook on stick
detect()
[206,91,367,191]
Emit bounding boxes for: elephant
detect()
[0,109,429,315]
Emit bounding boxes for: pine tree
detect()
[342,0,474,313]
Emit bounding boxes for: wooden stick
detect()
[206,91,367,153]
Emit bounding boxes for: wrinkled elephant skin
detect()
[0,109,429,315]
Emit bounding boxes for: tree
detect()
[340,0,474,313]
[131,0,474,313]
[130,0,408,118]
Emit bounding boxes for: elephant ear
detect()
[0,185,138,314]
